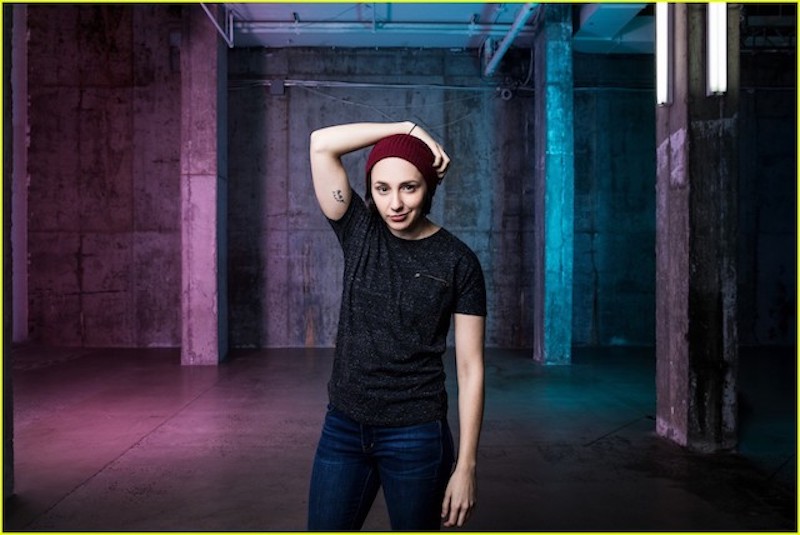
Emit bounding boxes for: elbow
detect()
[309,129,329,155]
[457,354,485,382]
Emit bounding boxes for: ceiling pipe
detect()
[483,3,538,77]
[236,21,538,39]
[201,3,234,48]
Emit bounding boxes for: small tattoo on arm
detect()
[332,190,345,203]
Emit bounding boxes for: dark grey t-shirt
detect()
[327,195,486,426]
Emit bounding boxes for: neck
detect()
[389,217,439,240]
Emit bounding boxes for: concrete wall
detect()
[4,2,15,502]
[738,55,796,346]
[25,5,182,346]
[573,54,656,347]
[19,5,795,350]
[226,49,657,349]
[227,47,536,348]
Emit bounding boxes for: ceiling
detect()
[216,3,795,64]
[225,3,654,54]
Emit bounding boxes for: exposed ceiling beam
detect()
[201,3,234,48]
[482,3,538,77]
[573,3,651,53]
[234,19,539,49]
[576,3,646,38]
[574,15,654,54]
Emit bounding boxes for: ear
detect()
[364,173,376,212]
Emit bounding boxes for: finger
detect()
[433,147,450,172]
[444,503,463,527]
[443,490,459,525]
[453,500,475,528]
[439,155,450,174]
[438,147,450,168]
[435,152,450,178]
[441,498,454,527]
[456,512,467,528]
[457,506,471,528]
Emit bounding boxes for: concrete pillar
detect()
[11,5,27,344]
[655,4,739,451]
[180,5,228,365]
[532,5,574,365]
[4,3,16,500]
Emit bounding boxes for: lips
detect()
[389,214,409,223]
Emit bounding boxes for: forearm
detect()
[452,313,486,471]
[310,121,412,219]
[455,361,484,471]
[310,121,415,158]
[441,313,485,528]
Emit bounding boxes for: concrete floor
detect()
[5,345,796,531]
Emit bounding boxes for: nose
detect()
[389,190,404,212]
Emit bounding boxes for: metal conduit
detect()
[235,20,538,40]
[201,3,235,48]
[483,3,539,77]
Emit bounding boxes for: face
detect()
[370,157,429,239]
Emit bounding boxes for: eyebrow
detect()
[372,179,422,187]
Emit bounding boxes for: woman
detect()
[307,121,486,530]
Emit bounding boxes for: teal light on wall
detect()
[541,15,574,365]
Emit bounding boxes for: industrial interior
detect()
[3,2,797,531]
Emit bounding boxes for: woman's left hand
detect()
[407,125,450,180]
[430,141,451,181]
[441,465,476,528]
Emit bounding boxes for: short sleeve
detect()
[453,249,487,317]
[327,193,369,249]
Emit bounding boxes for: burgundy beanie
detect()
[365,134,439,191]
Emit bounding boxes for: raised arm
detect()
[441,313,485,528]
[309,121,449,220]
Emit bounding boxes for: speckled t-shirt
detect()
[327,195,486,427]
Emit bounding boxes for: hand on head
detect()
[408,124,450,181]
[430,142,450,181]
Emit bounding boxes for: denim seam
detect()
[352,465,378,528]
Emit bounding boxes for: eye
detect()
[374,184,389,194]
[403,184,418,192]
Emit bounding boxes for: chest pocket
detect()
[398,271,452,343]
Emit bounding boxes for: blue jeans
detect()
[308,406,455,531]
